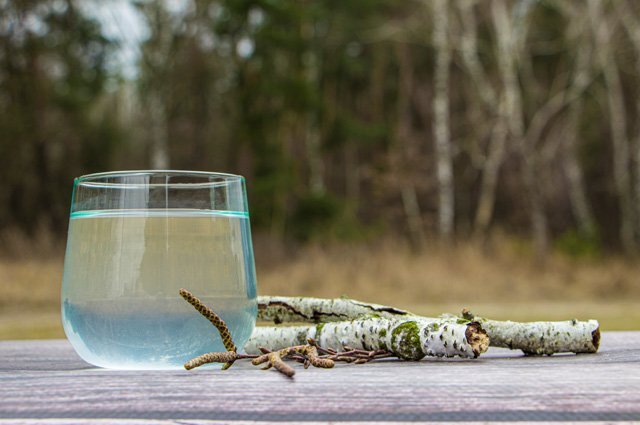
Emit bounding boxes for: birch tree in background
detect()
[492,0,601,259]
[302,19,324,196]
[7,0,640,256]
[456,0,505,241]
[558,3,596,237]
[619,3,640,246]
[432,0,454,243]
[588,0,636,253]
[490,0,552,259]
[137,2,172,169]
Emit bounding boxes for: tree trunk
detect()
[457,0,506,241]
[148,94,169,169]
[473,101,508,239]
[306,123,324,195]
[457,0,497,107]
[589,0,635,253]
[563,102,596,235]
[303,36,325,195]
[395,42,426,250]
[432,0,454,243]
[492,0,548,260]
[558,12,596,236]
[617,3,640,250]
[604,66,634,252]
[401,185,426,250]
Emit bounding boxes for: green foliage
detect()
[555,228,601,259]
[327,115,389,150]
[2,0,640,256]
[289,192,382,242]
[290,193,343,242]
[0,0,122,234]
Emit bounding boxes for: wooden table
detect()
[1,332,639,424]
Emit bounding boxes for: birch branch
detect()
[255,296,600,355]
[247,316,488,360]
[257,295,411,324]
[478,317,599,355]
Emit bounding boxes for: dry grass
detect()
[0,258,62,312]
[1,237,639,339]
[257,238,640,304]
[255,238,639,331]
[0,258,64,339]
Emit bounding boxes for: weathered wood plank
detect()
[0,422,633,425]
[1,332,639,422]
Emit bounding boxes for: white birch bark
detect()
[255,295,600,355]
[478,318,600,355]
[258,295,412,324]
[246,317,488,360]
[149,96,169,169]
[139,4,172,170]
[432,0,454,242]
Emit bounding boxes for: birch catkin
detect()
[180,288,236,352]
[180,288,237,370]
[184,352,238,370]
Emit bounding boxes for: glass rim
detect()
[76,170,244,189]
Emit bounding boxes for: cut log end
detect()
[465,322,490,358]
[592,327,601,351]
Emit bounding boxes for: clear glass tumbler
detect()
[61,170,258,369]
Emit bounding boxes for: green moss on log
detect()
[391,321,425,360]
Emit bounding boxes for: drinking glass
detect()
[61,170,258,369]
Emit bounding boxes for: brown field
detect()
[1,237,639,340]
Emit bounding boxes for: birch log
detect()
[246,317,489,360]
[479,318,600,355]
[255,296,600,355]
[257,296,411,324]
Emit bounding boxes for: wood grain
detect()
[1,332,639,423]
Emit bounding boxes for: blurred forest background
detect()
[2,0,640,338]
